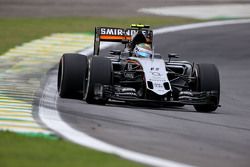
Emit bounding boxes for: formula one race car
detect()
[57,24,220,112]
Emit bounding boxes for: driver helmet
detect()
[133,43,152,58]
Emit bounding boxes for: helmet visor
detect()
[136,51,151,58]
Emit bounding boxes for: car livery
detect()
[57,24,220,112]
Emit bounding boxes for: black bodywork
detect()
[58,24,220,112]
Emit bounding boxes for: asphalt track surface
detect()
[43,23,250,167]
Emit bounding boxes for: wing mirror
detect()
[109,50,121,55]
[168,53,179,62]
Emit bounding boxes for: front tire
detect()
[85,56,112,104]
[57,53,88,99]
[193,64,220,112]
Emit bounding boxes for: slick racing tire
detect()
[85,56,112,105]
[193,64,220,112]
[57,53,88,99]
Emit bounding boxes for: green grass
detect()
[0,131,144,167]
[0,16,200,55]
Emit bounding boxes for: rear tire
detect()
[58,53,88,99]
[193,64,220,112]
[85,56,112,104]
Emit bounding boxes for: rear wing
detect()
[94,26,153,55]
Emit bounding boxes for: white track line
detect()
[138,4,250,19]
[154,19,250,35]
[39,19,250,167]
